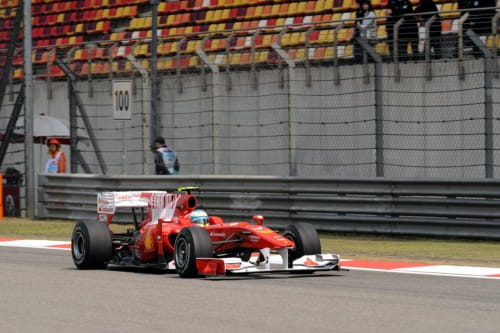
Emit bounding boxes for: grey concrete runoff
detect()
[1,247,499,333]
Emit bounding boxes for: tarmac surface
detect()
[1,246,499,333]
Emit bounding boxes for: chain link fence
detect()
[2,8,500,216]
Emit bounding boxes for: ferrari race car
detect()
[71,188,340,277]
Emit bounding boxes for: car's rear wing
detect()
[97,191,182,224]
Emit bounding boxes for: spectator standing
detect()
[387,0,420,61]
[459,0,496,57]
[45,138,67,173]
[354,0,378,63]
[153,137,179,175]
[415,0,442,59]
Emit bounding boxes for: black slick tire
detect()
[71,221,112,269]
[283,223,321,266]
[174,227,213,278]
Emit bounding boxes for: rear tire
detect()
[283,223,321,265]
[71,221,112,269]
[174,227,213,278]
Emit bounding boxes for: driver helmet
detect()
[190,209,209,227]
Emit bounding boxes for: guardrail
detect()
[38,174,500,239]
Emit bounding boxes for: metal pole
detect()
[23,0,35,218]
[305,26,314,87]
[492,12,500,79]
[465,29,493,178]
[69,83,78,173]
[150,0,159,144]
[424,15,437,81]
[0,85,24,166]
[356,37,384,177]
[0,2,22,112]
[457,13,469,80]
[333,23,343,86]
[393,18,404,82]
[270,42,296,176]
[122,120,127,174]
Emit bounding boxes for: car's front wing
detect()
[185,248,340,276]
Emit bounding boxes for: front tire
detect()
[174,227,213,278]
[283,223,321,265]
[71,221,112,269]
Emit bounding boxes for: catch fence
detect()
[1,8,500,216]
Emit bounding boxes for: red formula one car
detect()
[71,188,340,277]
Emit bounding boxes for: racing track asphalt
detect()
[1,247,499,333]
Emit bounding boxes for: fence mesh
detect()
[2,8,500,215]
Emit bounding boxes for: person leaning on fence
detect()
[387,0,420,61]
[153,137,180,175]
[415,0,442,59]
[354,0,377,63]
[459,0,496,58]
[45,138,67,174]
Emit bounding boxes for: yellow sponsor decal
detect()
[258,229,273,234]
[144,229,154,251]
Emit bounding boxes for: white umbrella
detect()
[12,114,89,144]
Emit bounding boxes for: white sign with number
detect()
[112,80,133,120]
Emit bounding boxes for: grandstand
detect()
[0,0,493,81]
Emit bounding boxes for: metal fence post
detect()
[457,13,469,80]
[225,33,234,92]
[393,18,404,82]
[127,54,150,174]
[176,37,186,93]
[150,0,159,145]
[492,12,500,79]
[277,26,289,89]
[465,29,494,178]
[333,23,343,86]
[271,42,297,176]
[87,43,96,98]
[424,15,437,81]
[356,37,384,177]
[251,29,261,89]
[305,26,315,87]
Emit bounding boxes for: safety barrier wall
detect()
[38,173,500,239]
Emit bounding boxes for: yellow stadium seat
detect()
[256,50,269,62]
[295,47,306,59]
[221,9,230,20]
[344,45,353,58]
[233,21,242,31]
[376,42,389,56]
[440,2,458,18]
[281,33,291,46]
[166,15,175,25]
[337,28,347,42]
[186,40,201,53]
[189,56,198,67]
[254,6,263,18]
[325,46,334,58]
[290,32,301,45]
[487,35,500,49]
[271,4,280,16]
[377,25,387,39]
